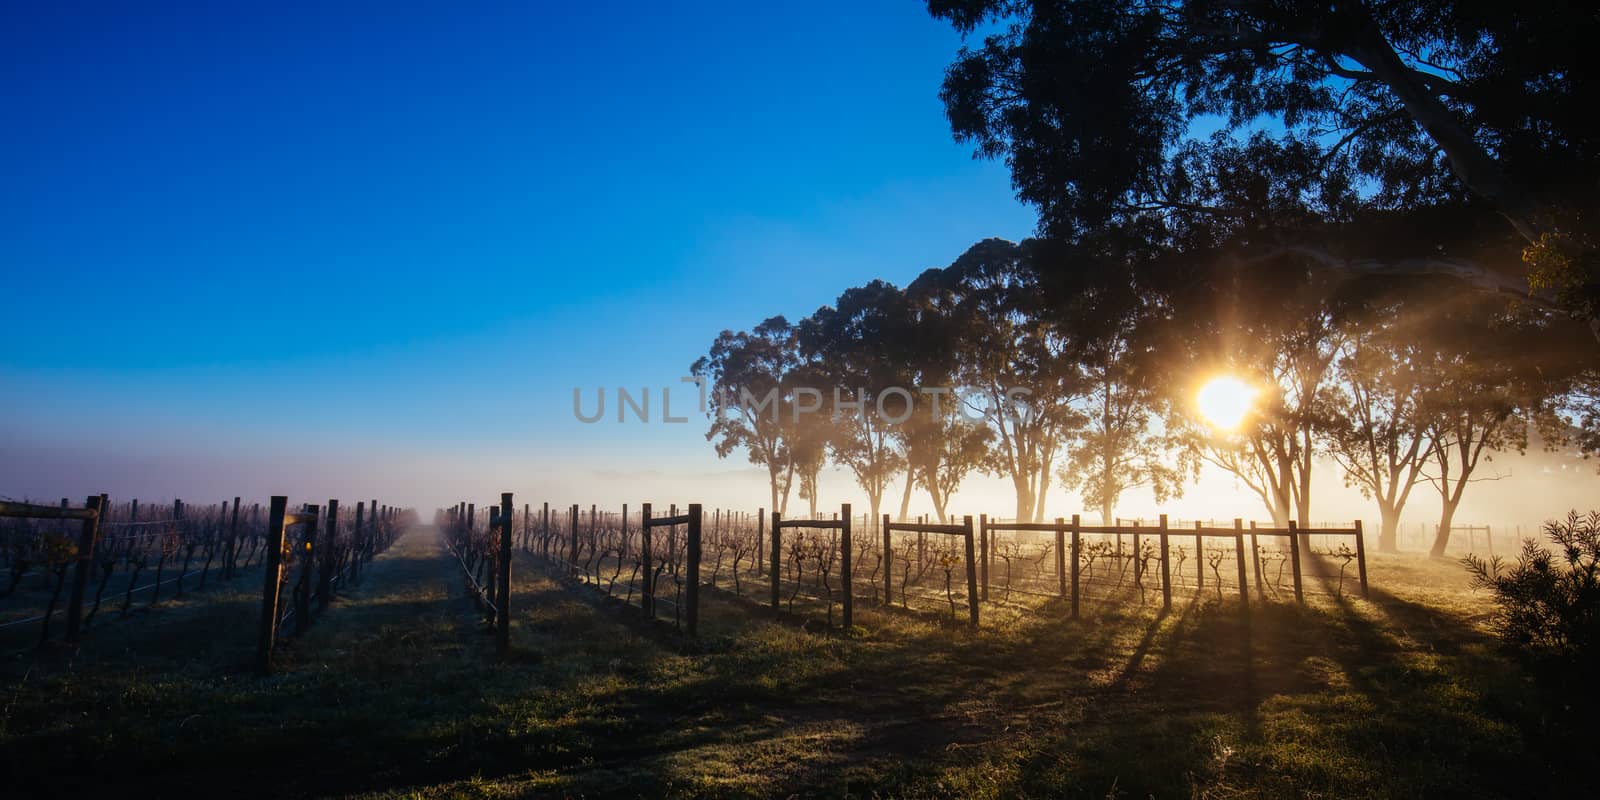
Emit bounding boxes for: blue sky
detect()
[3,1,1587,530]
[2,2,1041,509]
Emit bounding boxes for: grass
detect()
[0,531,1574,798]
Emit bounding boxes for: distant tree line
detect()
[694,0,1600,557]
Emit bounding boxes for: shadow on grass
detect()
[0,528,1566,800]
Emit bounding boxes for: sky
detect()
[2,2,1039,508]
[2,2,1592,530]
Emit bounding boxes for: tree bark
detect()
[1378,507,1401,553]
[897,463,915,521]
[1430,502,1459,559]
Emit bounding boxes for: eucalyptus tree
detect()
[798,281,912,528]
[692,316,802,515]
[785,361,834,519]
[1325,289,1436,552]
[940,239,1087,523]
[901,268,996,522]
[1043,234,1183,525]
[928,0,1600,329]
[1157,248,1347,528]
[1415,298,1579,556]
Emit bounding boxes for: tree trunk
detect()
[1032,470,1051,523]
[1100,497,1113,528]
[768,470,780,524]
[1378,507,1401,553]
[1013,483,1032,524]
[1430,502,1459,559]
[897,464,915,521]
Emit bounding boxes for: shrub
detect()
[1464,511,1600,676]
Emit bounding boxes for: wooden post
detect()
[1070,515,1081,619]
[352,501,365,583]
[318,499,338,612]
[1195,521,1204,591]
[963,516,978,629]
[1234,519,1249,610]
[498,492,513,653]
[620,503,629,559]
[840,503,853,629]
[769,511,781,610]
[256,496,288,675]
[542,502,550,558]
[1159,514,1171,612]
[686,503,702,637]
[1250,522,1265,600]
[227,496,241,580]
[881,513,893,606]
[1055,517,1067,598]
[296,505,318,635]
[641,503,654,617]
[1131,525,1140,585]
[756,507,765,577]
[569,504,579,574]
[487,507,501,614]
[1354,519,1369,599]
[979,514,989,601]
[64,494,104,641]
[1288,520,1305,604]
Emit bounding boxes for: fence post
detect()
[256,496,289,675]
[881,514,893,606]
[1159,514,1171,613]
[569,504,579,574]
[498,492,513,653]
[1250,522,1265,600]
[641,503,654,617]
[1288,520,1305,604]
[318,499,338,612]
[840,503,853,629]
[686,503,702,637]
[64,494,105,642]
[1055,517,1067,598]
[352,502,365,584]
[1070,514,1081,619]
[1234,519,1249,610]
[963,516,978,629]
[296,505,319,635]
[1354,519,1369,599]
[486,507,500,615]
[979,513,989,601]
[756,507,765,580]
[1195,521,1204,591]
[542,502,550,558]
[227,496,242,580]
[620,503,629,560]
[769,511,781,610]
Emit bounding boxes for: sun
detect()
[1196,376,1257,431]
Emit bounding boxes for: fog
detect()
[6,424,1591,552]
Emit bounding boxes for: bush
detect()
[1464,511,1600,677]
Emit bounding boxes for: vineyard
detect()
[438,497,1373,643]
[0,495,410,657]
[2,494,1574,798]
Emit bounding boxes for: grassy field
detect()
[0,526,1570,798]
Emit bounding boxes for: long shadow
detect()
[996,578,1543,798]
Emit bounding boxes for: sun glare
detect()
[1196,376,1257,431]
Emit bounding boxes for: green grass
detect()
[0,533,1569,798]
